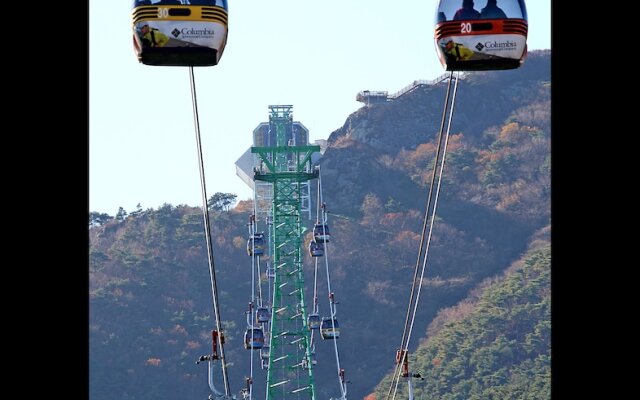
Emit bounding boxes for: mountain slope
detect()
[371,231,551,399]
[90,50,551,399]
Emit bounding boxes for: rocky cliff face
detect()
[320,50,550,217]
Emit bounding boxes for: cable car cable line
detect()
[386,1,529,396]
[391,73,460,400]
[316,172,348,400]
[385,72,460,400]
[248,215,257,399]
[189,66,232,397]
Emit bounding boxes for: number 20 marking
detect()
[158,8,169,18]
[461,22,471,33]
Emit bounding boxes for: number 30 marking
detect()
[461,22,471,33]
[158,8,169,18]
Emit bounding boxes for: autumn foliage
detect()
[90,51,550,400]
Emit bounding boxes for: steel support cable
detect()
[308,171,323,350]
[311,246,320,350]
[390,72,460,400]
[385,71,455,400]
[309,257,318,350]
[253,218,265,393]
[316,168,322,224]
[293,181,305,394]
[256,255,264,308]
[189,66,231,395]
[249,218,256,312]
[268,207,274,318]
[251,203,264,308]
[316,174,347,400]
[315,174,322,305]
[314,173,322,313]
[249,206,256,399]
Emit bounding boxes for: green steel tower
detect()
[252,105,320,400]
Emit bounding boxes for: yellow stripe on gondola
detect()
[132,6,228,24]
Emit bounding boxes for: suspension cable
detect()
[308,169,324,351]
[189,66,231,396]
[316,169,322,224]
[249,212,256,400]
[315,175,323,312]
[317,172,348,399]
[250,209,264,308]
[310,246,319,351]
[386,71,459,400]
[385,72,454,400]
[314,175,322,311]
[394,72,460,400]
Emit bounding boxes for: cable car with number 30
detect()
[434,0,527,71]
[131,0,228,67]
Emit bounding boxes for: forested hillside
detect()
[90,50,550,399]
[369,231,550,399]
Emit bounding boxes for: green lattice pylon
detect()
[252,105,320,400]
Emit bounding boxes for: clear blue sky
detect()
[89,0,550,215]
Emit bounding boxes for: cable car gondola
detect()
[247,232,265,256]
[256,306,270,323]
[244,327,265,349]
[131,0,229,67]
[313,223,331,243]
[320,317,340,340]
[434,0,527,71]
[260,345,270,360]
[309,241,324,257]
[308,313,321,330]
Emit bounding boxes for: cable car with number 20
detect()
[434,0,527,71]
